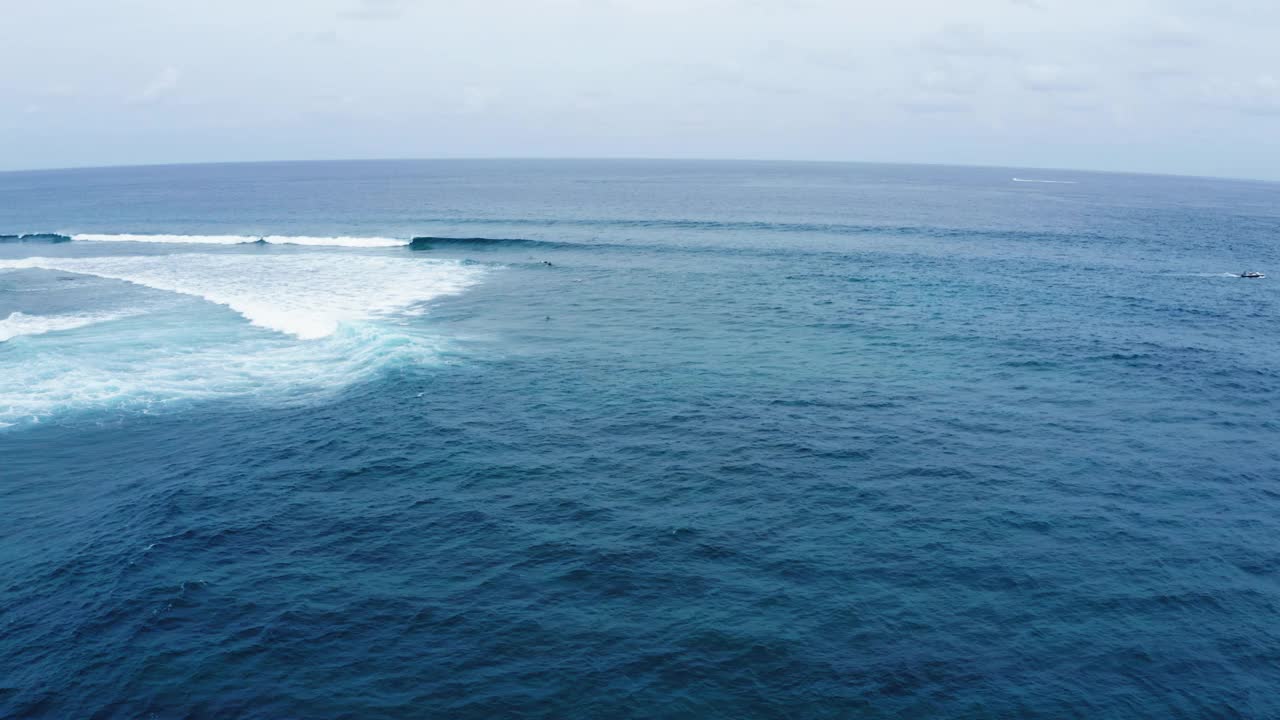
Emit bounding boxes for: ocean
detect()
[1,160,1278,718]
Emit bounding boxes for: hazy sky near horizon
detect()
[3,0,1279,178]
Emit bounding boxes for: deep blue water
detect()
[2,160,1279,718]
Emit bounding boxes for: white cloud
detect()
[1144,16,1200,48]
[916,65,985,96]
[921,24,1014,58]
[460,86,500,113]
[133,67,181,104]
[341,0,415,20]
[899,97,972,113]
[1021,64,1089,93]
[1209,74,1280,116]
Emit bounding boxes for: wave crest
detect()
[409,236,553,250]
[71,233,409,248]
[0,233,72,243]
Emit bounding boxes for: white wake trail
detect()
[1011,178,1078,184]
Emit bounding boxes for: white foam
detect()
[0,253,489,426]
[0,310,140,342]
[0,254,484,339]
[0,321,453,426]
[1011,178,1078,184]
[71,233,409,248]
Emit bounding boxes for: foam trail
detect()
[0,310,139,342]
[71,233,409,248]
[1011,178,1078,184]
[0,254,485,339]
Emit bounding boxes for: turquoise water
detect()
[2,160,1278,717]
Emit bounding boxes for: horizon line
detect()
[1,155,1275,186]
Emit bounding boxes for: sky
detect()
[2,0,1279,179]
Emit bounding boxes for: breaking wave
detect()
[0,252,490,426]
[0,233,72,243]
[0,254,485,339]
[408,236,569,250]
[5,221,1110,250]
[71,233,409,247]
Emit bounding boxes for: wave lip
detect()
[0,310,139,342]
[0,233,72,243]
[409,235,550,250]
[71,233,409,248]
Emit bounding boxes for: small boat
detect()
[1239,271,1265,278]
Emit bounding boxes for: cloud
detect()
[132,67,181,104]
[1209,74,1280,116]
[916,65,984,96]
[41,83,79,99]
[922,24,1014,58]
[460,86,501,113]
[1144,16,1200,47]
[296,29,339,43]
[1135,65,1192,79]
[898,97,971,113]
[1021,64,1089,93]
[5,0,1280,178]
[341,0,415,20]
[897,63,984,115]
[797,48,859,73]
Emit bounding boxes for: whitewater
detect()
[70,233,411,247]
[0,249,488,425]
[0,309,141,342]
[0,253,483,339]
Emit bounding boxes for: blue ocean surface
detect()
[1,160,1278,718]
